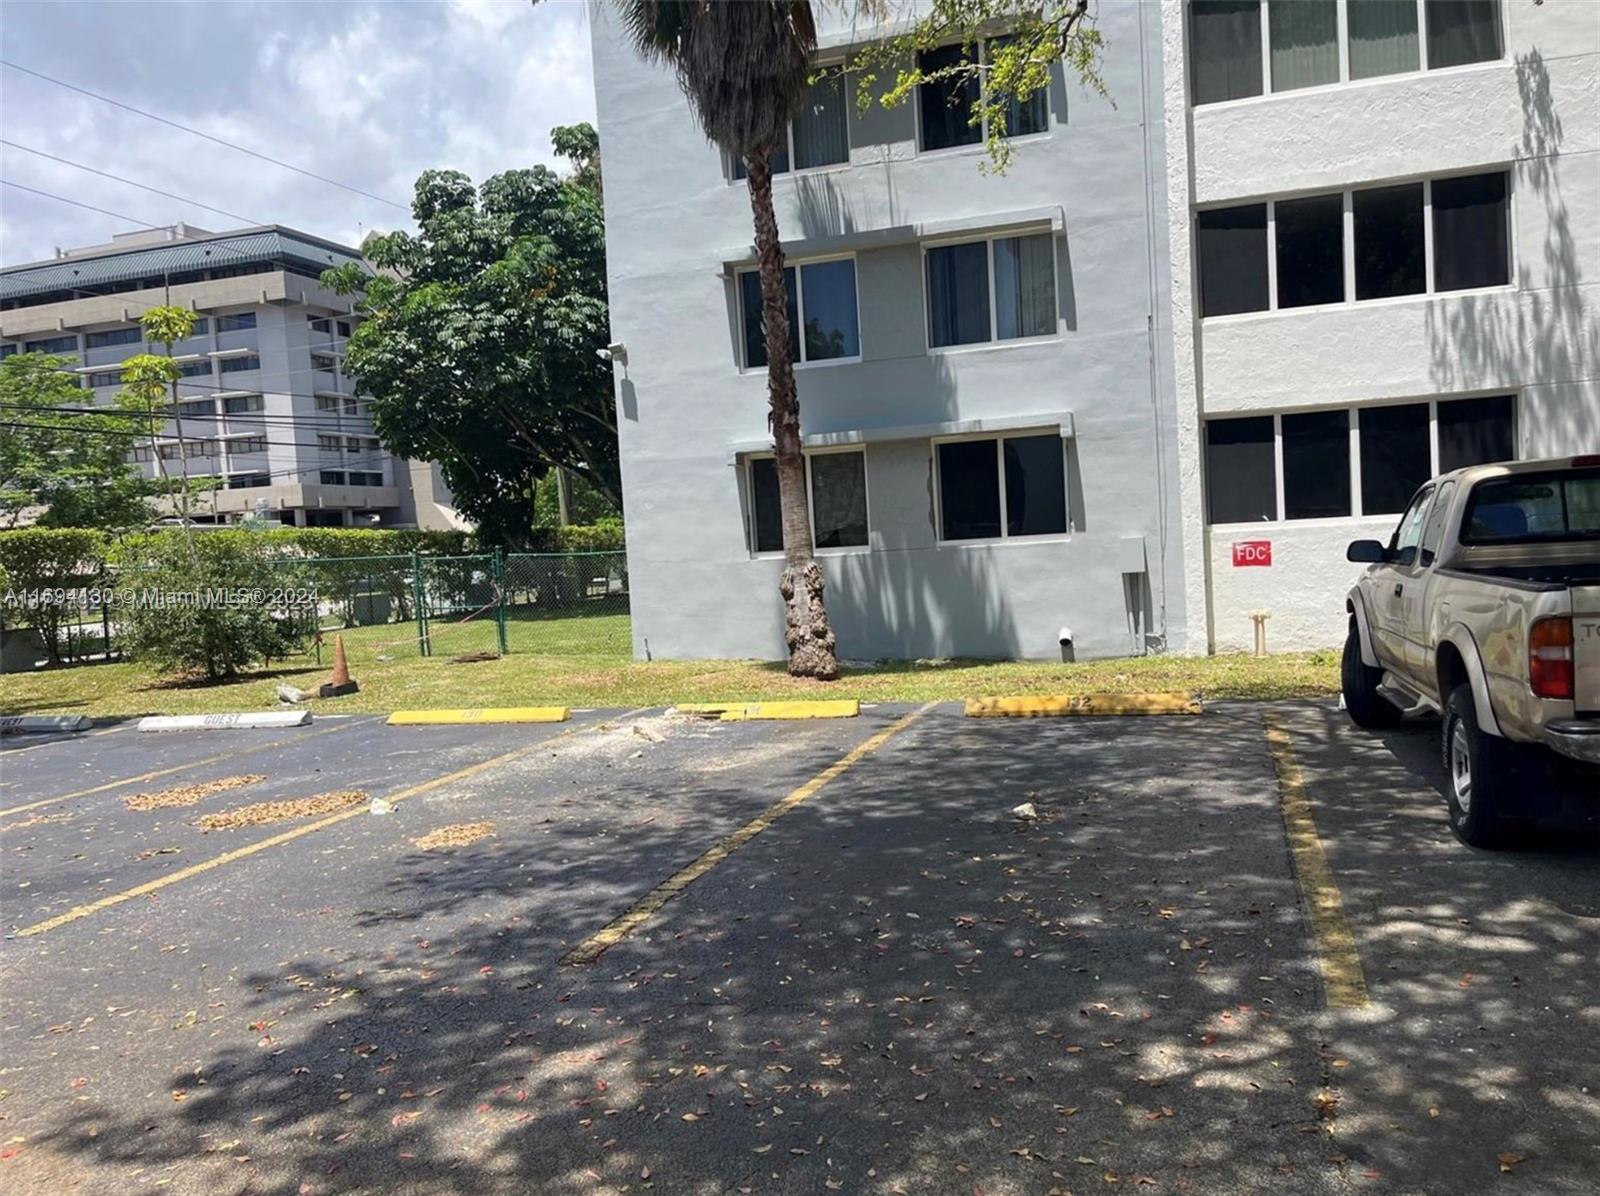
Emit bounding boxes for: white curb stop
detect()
[0,714,94,735]
[137,711,312,733]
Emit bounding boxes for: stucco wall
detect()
[1163,0,1600,653]
[591,1,1185,661]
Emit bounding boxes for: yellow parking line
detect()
[0,717,380,821]
[14,711,648,938]
[563,702,936,966]
[1263,712,1370,1010]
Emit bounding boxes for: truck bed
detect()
[1438,562,1600,588]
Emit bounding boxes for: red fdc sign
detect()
[1232,540,1272,567]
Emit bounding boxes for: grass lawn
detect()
[2,632,1340,719]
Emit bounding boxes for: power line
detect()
[1,139,261,226]
[1,60,409,211]
[1,178,159,228]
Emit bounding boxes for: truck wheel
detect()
[1342,623,1401,730]
[1442,684,1526,849]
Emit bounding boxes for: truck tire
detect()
[1342,623,1401,730]
[1441,683,1527,849]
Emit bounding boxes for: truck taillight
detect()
[1529,617,1574,700]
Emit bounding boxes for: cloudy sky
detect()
[0,0,596,265]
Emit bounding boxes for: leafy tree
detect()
[620,0,840,679]
[0,526,109,664]
[111,530,300,680]
[0,354,159,531]
[324,126,615,549]
[117,305,211,530]
[848,0,1106,173]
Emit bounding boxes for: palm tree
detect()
[619,0,839,680]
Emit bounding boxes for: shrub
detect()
[112,532,302,681]
[0,527,110,663]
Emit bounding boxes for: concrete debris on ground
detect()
[275,684,308,705]
[1011,800,1039,820]
[124,775,265,811]
[413,821,496,850]
[369,798,395,815]
[197,790,367,830]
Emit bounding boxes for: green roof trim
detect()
[0,228,368,302]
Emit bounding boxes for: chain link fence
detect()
[1,550,631,672]
[273,550,631,668]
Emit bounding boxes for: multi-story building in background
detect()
[590,0,1598,662]
[0,223,464,530]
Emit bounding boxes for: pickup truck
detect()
[1342,456,1600,847]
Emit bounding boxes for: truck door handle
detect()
[1393,583,1404,597]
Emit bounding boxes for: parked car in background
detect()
[1341,457,1600,847]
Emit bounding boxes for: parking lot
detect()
[2,703,1597,1195]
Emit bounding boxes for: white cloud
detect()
[0,0,597,265]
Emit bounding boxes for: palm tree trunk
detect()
[744,150,838,680]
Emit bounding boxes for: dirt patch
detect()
[125,775,265,811]
[5,811,75,830]
[413,821,497,851]
[197,789,366,831]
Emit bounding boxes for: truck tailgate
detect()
[1575,586,1600,713]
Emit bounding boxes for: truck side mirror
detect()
[1347,539,1387,563]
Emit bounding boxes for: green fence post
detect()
[412,550,429,657]
[493,547,509,656]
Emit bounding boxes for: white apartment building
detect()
[0,223,463,530]
[1164,0,1600,652]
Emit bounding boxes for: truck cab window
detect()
[1391,485,1434,565]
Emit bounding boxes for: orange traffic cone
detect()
[319,634,360,698]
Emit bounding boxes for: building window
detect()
[917,38,1047,152]
[1206,416,1277,523]
[732,68,849,177]
[318,434,343,451]
[1354,182,1425,299]
[747,449,869,553]
[1348,0,1419,78]
[737,257,859,369]
[1197,205,1269,317]
[1282,410,1351,518]
[220,353,261,374]
[935,432,1066,541]
[311,352,339,371]
[178,358,214,378]
[1205,395,1516,524]
[1274,193,1344,307]
[227,472,270,489]
[926,232,1056,348]
[320,470,347,485]
[222,394,264,415]
[1,343,17,358]
[1425,0,1502,70]
[315,394,341,412]
[127,445,152,463]
[348,471,384,486]
[1269,0,1338,91]
[337,320,352,338]
[1431,172,1508,291]
[85,326,141,349]
[228,435,267,455]
[1193,1,1501,102]
[1438,393,1514,472]
[1359,402,1431,514]
[1190,1,1264,104]
[24,334,77,355]
[86,370,123,388]
[184,439,215,458]
[157,442,183,460]
[1199,171,1509,318]
[176,399,214,419]
[216,312,257,332]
